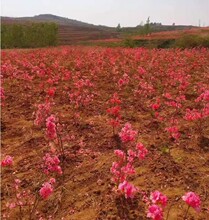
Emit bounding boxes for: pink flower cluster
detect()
[147,205,163,220]
[184,108,202,121]
[34,102,51,126]
[147,191,167,220]
[43,153,62,175]
[163,93,186,109]
[111,124,148,199]
[107,93,121,130]
[47,87,56,97]
[151,99,161,111]
[118,181,138,199]
[182,192,201,212]
[165,126,181,140]
[119,123,137,143]
[135,81,155,98]
[107,106,121,119]
[151,103,160,111]
[69,78,94,108]
[111,143,148,186]
[39,178,56,200]
[138,66,146,75]
[185,90,209,122]
[118,73,129,88]
[150,191,168,207]
[46,115,57,140]
[195,90,209,102]
[4,178,35,219]
[136,143,148,159]
[109,92,121,105]
[1,155,13,167]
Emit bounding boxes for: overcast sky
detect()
[1,0,209,27]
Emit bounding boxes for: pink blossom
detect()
[46,115,57,140]
[1,155,13,167]
[107,106,121,118]
[203,104,209,117]
[151,99,161,111]
[121,163,136,176]
[34,102,51,126]
[114,150,126,161]
[39,182,54,200]
[49,178,56,185]
[138,66,146,75]
[136,143,148,159]
[182,192,201,212]
[184,108,202,121]
[43,153,62,175]
[6,202,16,209]
[110,162,120,178]
[109,93,121,105]
[107,93,121,131]
[47,87,56,97]
[119,123,137,143]
[109,119,120,128]
[195,90,209,102]
[127,149,137,163]
[147,205,163,220]
[118,181,138,199]
[118,73,129,88]
[151,103,160,111]
[15,179,21,184]
[150,191,168,207]
[165,126,181,140]
[163,92,172,99]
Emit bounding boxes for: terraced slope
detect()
[1,14,119,45]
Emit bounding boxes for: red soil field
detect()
[133,27,209,40]
[1,46,209,220]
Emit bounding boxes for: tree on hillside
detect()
[117,23,121,32]
[144,16,151,35]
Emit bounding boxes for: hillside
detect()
[1,14,97,27]
[1,14,203,46]
[1,14,119,44]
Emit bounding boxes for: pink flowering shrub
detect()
[42,153,62,175]
[69,78,94,108]
[165,126,181,141]
[118,73,129,88]
[136,143,148,159]
[4,178,35,219]
[182,192,201,212]
[111,124,148,199]
[34,101,51,126]
[111,143,148,187]
[184,108,202,121]
[150,99,161,111]
[146,191,167,220]
[195,90,209,102]
[147,205,163,220]
[46,115,57,140]
[150,191,168,208]
[1,155,13,167]
[184,89,209,137]
[47,87,56,98]
[39,179,55,200]
[107,93,122,134]
[119,123,137,143]
[118,181,138,199]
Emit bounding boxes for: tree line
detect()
[1,22,58,49]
